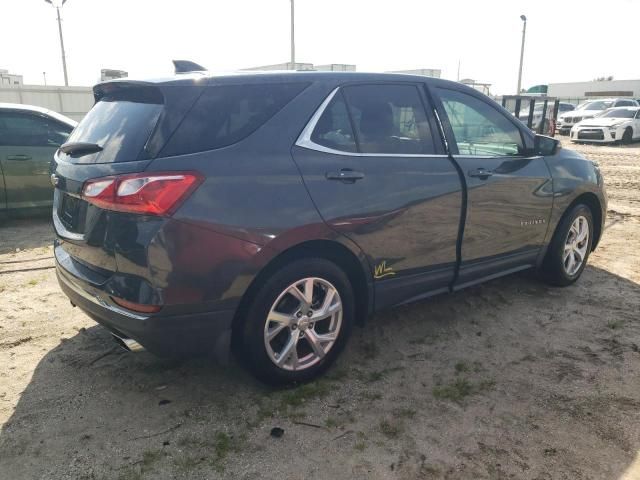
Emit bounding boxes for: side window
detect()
[160,82,309,157]
[0,112,53,147]
[47,119,73,146]
[342,84,435,154]
[436,88,524,157]
[310,92,357,152]
[616,100,631,107]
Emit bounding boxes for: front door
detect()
[0,110,71,210]
[432,86,554,288]
[293,82,464,308]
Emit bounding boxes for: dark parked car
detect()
[53,72,606,384]
[0,103,76,217]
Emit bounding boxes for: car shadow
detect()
[1,264,639,479]
[0,217,53,255]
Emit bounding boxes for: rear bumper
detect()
[56,256,234,359]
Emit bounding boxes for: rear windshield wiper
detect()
[59,142,103,156]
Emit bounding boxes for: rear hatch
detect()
[53,80,204,274]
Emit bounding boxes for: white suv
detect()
[557,98,639,135]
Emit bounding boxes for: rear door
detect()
[0,110,71,210]
[293,82,464,308]
[432,86,553,288]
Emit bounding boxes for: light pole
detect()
[290,0,295,68]
[516,14,527,94]
[45,0,69,86]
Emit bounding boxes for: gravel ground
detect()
[1,137,639,480]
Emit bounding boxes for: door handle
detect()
[326,169,365,183]
[6,154,32,161]
[468,168,493,179]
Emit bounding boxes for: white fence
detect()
[0,85,94,121]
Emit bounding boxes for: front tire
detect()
[238,258,354,385]
[541,204,594,286]
[622,127,633,145]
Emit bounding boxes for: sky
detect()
[2,0,639,95]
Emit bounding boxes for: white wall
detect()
[548,80,640,99]
[388,68,442,78]
[0,85,94,121]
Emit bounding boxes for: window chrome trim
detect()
[432,107,449,154]
[295,87,445,158]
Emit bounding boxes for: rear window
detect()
[63,87,163,163]
[159,82,308,157]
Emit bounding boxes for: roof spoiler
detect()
[93,81,163,104]
[172,60,208,74]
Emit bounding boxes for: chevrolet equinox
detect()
[53,70,607,384]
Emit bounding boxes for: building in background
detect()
[100,69,128,82]
[526,84,548,95]
[314,64,356,72]
[243,64,447,77]
[548,79,640,100]
[460,78,492,96]
[243,62,356,71]
[0,69,23,86]
[388,68,441,78]
[243,62,315,71]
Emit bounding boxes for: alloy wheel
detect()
[563,215,589,276]
[263,277,342,371]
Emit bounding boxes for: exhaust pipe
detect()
[111,333,145,352]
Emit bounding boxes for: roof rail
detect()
[172,60,208,74]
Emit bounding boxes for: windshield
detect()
[600,109,637,119]
[584,101,614,111]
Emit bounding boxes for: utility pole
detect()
[43,72,47,86]
[45,0,69,86]
[517,14,527,94]
[290,0,295,68]
[457,59,460,81]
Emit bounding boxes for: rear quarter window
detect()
[158,82,309,157]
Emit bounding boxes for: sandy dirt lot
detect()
[1,138,639,480]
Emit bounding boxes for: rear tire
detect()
[238,258,354,385]
[540,204,593,287]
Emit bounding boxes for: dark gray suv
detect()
[52,71,606,384]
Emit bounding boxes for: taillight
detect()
[82,172,203,216]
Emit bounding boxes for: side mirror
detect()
[535,134,560,156]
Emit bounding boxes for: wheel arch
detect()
[231,239,373,349]
[563,192,603,250]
